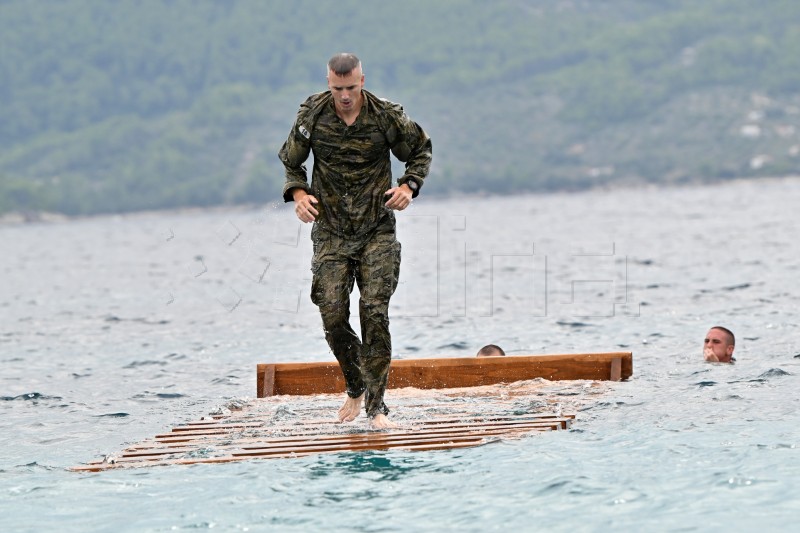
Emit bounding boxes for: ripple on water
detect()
[14,462,59,472]
[757,368,792,379]
[131,391,187,400]
[1,392,63,402]
[210,375,239,385]
[154,393,186,399]
[722,283,754,291]
[435,341,469,350]
[555,320,594,328]
[123,359,168,368]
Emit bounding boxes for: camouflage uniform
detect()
[279,89,432,418]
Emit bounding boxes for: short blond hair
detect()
[327,53,361,76]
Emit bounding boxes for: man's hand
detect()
[292,189,319,223]
[384,184,413,211]
[704,347,719,362]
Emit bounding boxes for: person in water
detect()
[703,326,736,363]
[476,344,506,357]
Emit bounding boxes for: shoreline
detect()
[2,174,797,227]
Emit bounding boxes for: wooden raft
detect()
[72,352,631,472]
[257,352,633,397]
[72,409,575,472]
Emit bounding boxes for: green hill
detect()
[2,0,799,215]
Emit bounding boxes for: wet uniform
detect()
[279,89,432,417]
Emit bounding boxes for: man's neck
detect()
[335,95,363,126]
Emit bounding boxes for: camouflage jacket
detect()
[279,89,432,238]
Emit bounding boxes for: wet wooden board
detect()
[71,407,575,472]
[257,352,633,397]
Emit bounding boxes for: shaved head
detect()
[710,326,735,345]
[328,53,361,76]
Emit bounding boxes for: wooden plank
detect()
[152,416,570,442]
[119,424,553,460]
[256,352,633,397]
[114,427,537,461]
[71,440,490,472]
[165,413,573,433]
[174,411,575,432]
[171,411,573,430]
[134,428,554,454]
[158,419,561,444]
[233,432,526,457]
[136,426,558,453]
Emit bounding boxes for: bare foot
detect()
[369,413,400,429]
[337,393,364,423]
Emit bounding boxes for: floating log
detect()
[257,352,632,397]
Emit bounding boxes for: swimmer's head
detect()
[704,326,735,363]
[477,344,505,357]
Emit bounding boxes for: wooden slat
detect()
[178,410,573,431]
[234,431,531,457]
[71,440,490,472]
[170,411,573,431]
[151,416,570,442]
[138,418,568,450]
[132,427,555,454]
[118,424,555,460]
[256,352,633,397]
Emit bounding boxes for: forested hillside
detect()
[2,0,800,215]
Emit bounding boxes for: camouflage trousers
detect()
[310,224,401,418]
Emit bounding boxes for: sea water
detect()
[1,178,798,532]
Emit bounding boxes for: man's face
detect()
[327,67,364,113]
[703,329,734,362]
